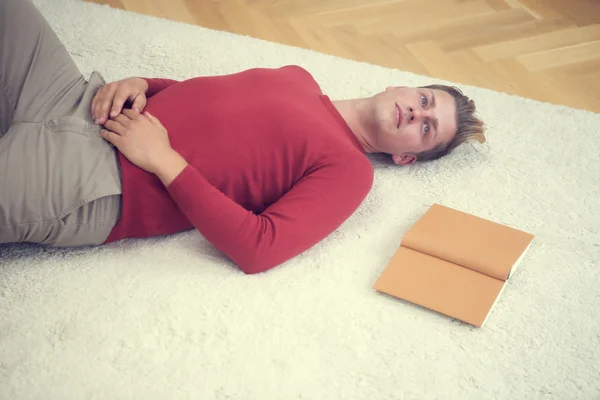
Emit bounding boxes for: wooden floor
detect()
[86,0,600,113]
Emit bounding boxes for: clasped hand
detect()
[101,109,172,175]
[91,77,187,185]
[90,77,170,173]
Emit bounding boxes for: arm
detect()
[100,111,373,274]
[156,152,374,274]
[142,78,179,98]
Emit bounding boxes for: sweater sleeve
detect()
[142,78,179,97]
[165,157,374,274]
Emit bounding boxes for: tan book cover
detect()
[374,203,534,327]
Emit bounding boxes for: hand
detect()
[91,77,149,125]
[101,109,174,174]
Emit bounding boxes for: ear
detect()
[392,153,417,165]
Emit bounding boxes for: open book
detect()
[374,203,534,327]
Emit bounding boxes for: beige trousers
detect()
[0,0,122,247]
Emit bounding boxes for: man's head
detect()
[360,84,485,164]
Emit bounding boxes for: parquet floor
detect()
[85,0,600,113]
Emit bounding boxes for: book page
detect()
[508,241,533,279]
[374,246,505,327]
[401,204,534,281]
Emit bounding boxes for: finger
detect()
[96,85,115,124]
[103,119,126,135]
[145,112,164,128]
[131,94,146,113]
[98,84,118,124]
[121,108,139,120]
[92,87,106,123]
[100,129,122,146]
[112,113,132,126]
[110,88,130,119]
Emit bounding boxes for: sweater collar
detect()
[320,95,367,154]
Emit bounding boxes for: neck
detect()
[332,98,378,153]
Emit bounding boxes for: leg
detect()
[0,0,123,246]
[0,116,122,247]
[0,0,86,135]
[54,195,122,247]
[0,72,9,135]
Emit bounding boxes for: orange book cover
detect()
[374,203,534,327]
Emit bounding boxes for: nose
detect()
[408,107,428,123]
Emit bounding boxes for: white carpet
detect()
[1,1,599,399]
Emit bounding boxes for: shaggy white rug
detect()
[1,0,599,399]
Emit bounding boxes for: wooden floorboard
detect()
[85,0,600,113]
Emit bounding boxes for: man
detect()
[1,0,485,273]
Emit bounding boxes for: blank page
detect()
[401,204,534,281]
[374,246,505,327]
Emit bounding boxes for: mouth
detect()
[395,103,403,129]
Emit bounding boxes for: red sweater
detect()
[105,66,374,274]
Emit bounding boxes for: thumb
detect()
[131,94,147,113]
[145,112,164,128]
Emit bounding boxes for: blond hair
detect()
[415,85,486,162]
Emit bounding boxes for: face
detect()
[370,86,457,165]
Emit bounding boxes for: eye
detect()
[424,122,430,136]
[421,95,428,108]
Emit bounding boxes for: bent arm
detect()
[156,153,374,274]
[142,78,179,97]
